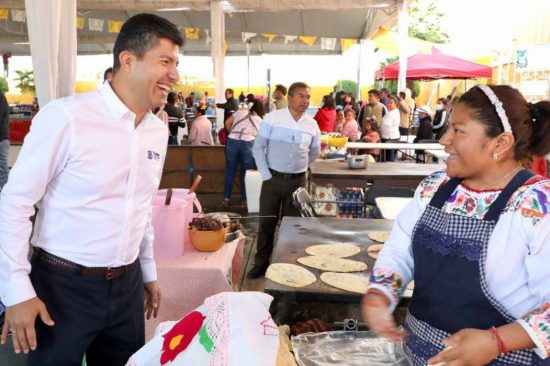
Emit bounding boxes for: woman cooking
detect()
[362,85,550,365]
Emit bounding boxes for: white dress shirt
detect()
[0,82,168,306]
[252,107,321,181]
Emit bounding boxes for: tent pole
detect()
[210,0,225,135]
[246,39,251,94]
[397,0,409,92]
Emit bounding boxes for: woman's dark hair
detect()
[437,97,448,105]
[103,67,113,82]
[322,95,336,109]
[196,106,206,115]
[167,92,178,104]
[250,99,265,118]
[113,13,184,73]
[388,95,399,105]
[458,85,550,160]
[364,119,380,133]
[246,93,255,102]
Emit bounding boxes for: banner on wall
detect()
[516,44,550,71]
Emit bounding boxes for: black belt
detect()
[34,248,137,280]
[269,168,305,179]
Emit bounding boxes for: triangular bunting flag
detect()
[76,17,85,30]
[0,9,8,20]
[108,20,123,33]
[242,32,256,43]
[88,18,104,32]
[299,36,317,47]
[11,9,25,22]
[205,29,211,46]
[284,35,297,45]
[321,37,337,50]
[262,33,277,43]
[185,27,200,40]
[341,38,358,52]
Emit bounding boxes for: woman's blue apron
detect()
[404,169,546,365]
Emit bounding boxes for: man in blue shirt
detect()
[249,82,321,279]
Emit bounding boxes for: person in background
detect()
[334,108,345,134]
[379,95,400,162]
[271,84,288,111]
[165,92,186,145]
[188,104,214,146]
[185,92,195,109]
[238,91,245,104]
[340,109,359,142]
[361,119,381,159]
[216,88,239,122]
[0,13,183,364]
[250,82,321,279]
[432,97,450,140]
[314,94,336,133]
[335,91,346,107]
[342,93,359,116]
[413,105,434,163]
[358,89,386,132]
[103,67,113,83]
[398,89,415,136]
[363,84,550,365]
[222,96,265,206]
[379,87,391,106]
[201,91,209,105]
[0,90,8,191]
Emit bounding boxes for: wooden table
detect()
[265,217,394,303]
[309,160,445,189]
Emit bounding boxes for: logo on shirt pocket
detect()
[147,150,161,161]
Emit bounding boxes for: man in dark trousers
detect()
[0,14,183,365]
[216,88,239,122]
[250,82,321,279]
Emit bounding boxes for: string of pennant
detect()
[0,8,358,51]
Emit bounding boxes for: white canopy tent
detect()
[2,0,409,117]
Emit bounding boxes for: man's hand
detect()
[427,328,500,366]
[0,297,54,354]
[144,280,161,320]
[361,291,404,342]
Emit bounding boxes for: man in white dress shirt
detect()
[0,14,182,365]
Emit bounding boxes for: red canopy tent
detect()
[377,47,493,80]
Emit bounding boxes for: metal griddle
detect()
[265,216,394,303]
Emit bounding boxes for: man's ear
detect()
[118,50,134,73]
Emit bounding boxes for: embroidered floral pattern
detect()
[418,172,550,226]
[369,268,405,302]
[522,302,550,357]
[161,311,206,365]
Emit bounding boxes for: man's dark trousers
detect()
[254,172,304,269]
[28,253,145,366]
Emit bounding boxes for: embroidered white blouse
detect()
[369,171,550,358]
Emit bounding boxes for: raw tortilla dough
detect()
[266,263,316,288]
[305,243,360,258]
[297,256,367,272]
[368,231,390,243]
[367,244,384,259]
[320,272,370,294]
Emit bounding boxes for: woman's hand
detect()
[427,328,500,366]
[361,290,404,342]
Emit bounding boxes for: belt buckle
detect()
[105,267,115,280]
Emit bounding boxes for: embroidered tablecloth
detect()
[145,232,245,340]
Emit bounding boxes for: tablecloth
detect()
[145,231,245,340]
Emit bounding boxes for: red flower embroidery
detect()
[161,311,206,365]
[465,197,476,213]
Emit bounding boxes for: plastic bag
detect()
[291,331,410,366]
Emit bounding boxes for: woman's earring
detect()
[493,152,499,160]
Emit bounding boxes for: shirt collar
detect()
[284,107,306,123]
[100,81,137,123]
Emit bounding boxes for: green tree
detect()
[407,0,449,44]
[0,77,8,92]
[14,69,35,94]
[335,80,358,97]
